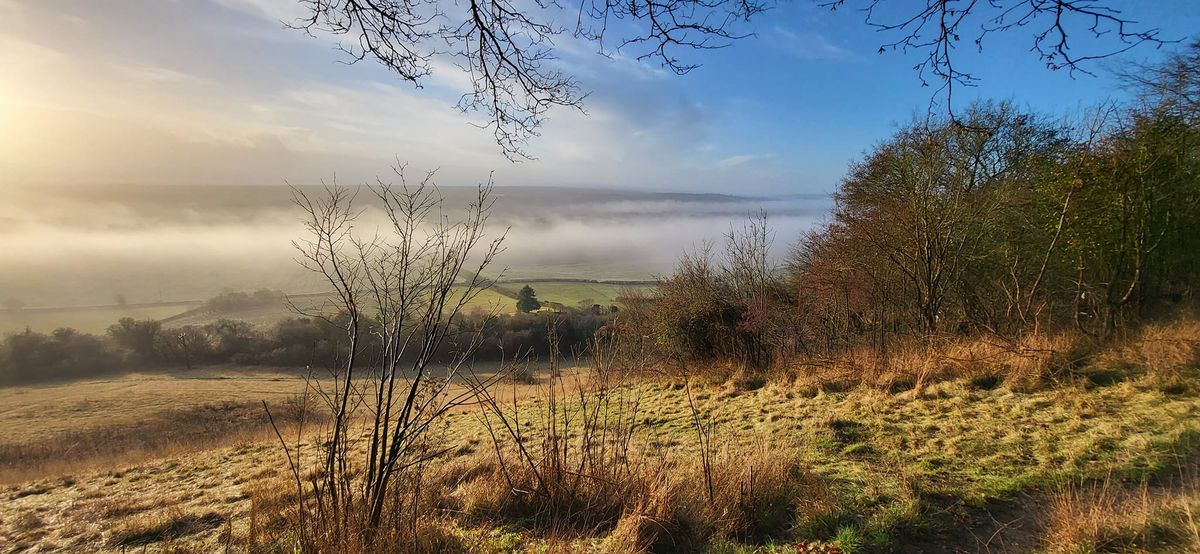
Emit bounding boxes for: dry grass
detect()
[0,397,318,483]
[0,365,543,484]
[89,495,170,519]
[2,371,1196,552]
[1094,318,1200,396]
[692,448,827,542]
[1,318,1199,552]
[0,367,322,443]
[1136,319,1200,375]
[1043,475,1200,553]
[109,507,227,547]
[432,445,822,552]
[0,438,305,552]
[242,464,480,553]
[778,330,1092,395]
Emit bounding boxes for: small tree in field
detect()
[516,285,541,313]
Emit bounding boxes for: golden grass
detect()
[778,330,1092,395]
[1,319,1198,552]
[0,363,559,486]
[0,395,319,484]
[1093,318,1200,392]
[1043,475,1200,553]
[2,373,1195,552]
[1137,319,1200,374]
[0,367,321,442]
[596,448,825,553]
[109,507,226,547]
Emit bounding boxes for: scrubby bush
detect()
[0,327,122,384]
[649,216,795,371]
[200,289,285,314]
[0,303,615,386]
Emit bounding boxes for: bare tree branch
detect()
[291,0,1171,158]
[822,0,1175,120]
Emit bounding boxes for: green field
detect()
[494,281,652,309]
[164,287,519,328]
[0,281,654,336]
[0,303,200,335]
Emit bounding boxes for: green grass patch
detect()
[436,376,1200,551]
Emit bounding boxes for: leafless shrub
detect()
[277,166,507,549]
[470,323,647,534]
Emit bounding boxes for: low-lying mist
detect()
[0,184,831,308]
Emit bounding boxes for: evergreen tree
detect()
[516,285,541,313]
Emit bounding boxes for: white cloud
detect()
[716,153,774,168]
[769,26,852,60]
[116,63,206,84]
[0,0,791,191]
[210,0,308,23]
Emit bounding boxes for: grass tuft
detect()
[109,508,225,547]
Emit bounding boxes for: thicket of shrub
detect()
[0,328,124,384]
[199,289,286,314]
[0,307,612,386]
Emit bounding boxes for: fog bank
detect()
[0,184,831,307]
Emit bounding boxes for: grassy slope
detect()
[497,281,651,308]
[0,280,637,334]
[2,372,1197,552]
[0,303,200,335]
[434,378,1200,551]
[162,287,518,328]
[0,368,318,443]
[163,282,651,328]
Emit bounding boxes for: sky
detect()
[1,0,1198,194]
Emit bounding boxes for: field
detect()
[2,355,1199,552]
[0,303,200,335]
[0,281,654,335]
[162,288,518,328]
[0,363,528,485]
[0,368,316,444]
[496,281,651,309]
[2,298,1198,553]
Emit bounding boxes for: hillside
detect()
[2,322,1199,552]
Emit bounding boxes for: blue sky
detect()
[1,0,1197,193]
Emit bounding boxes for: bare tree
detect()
[1119,40,1200,123]
[288,0,1168,159]
[824,0,1174,117]
[280,165,507,547]
[834,103,1051,334]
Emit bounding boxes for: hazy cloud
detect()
[769,26,852,60]
[716,153,775,168]
[116,63,207,84]
[0,0,809,192]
